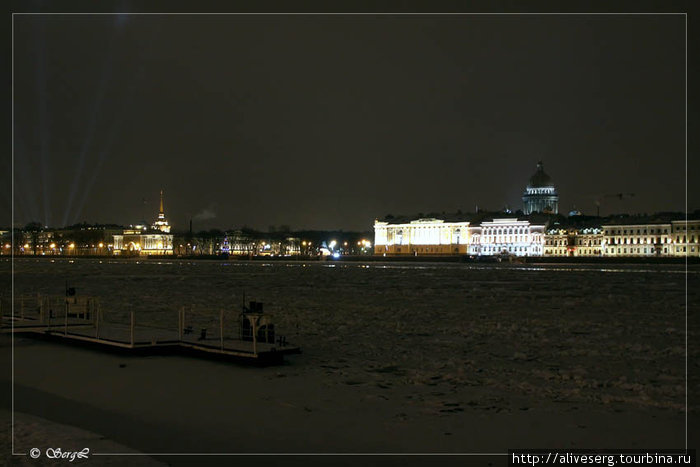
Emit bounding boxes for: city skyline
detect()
[9,13,691,231]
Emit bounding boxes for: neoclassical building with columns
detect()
[113,190,174,256]
[373,218,472,255]
[469,218,545,256]
[374,217,546,257]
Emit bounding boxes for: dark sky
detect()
[9,12,691,231]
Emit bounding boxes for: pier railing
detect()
[1,294,298,360]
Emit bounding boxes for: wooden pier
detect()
[1,294,301,363]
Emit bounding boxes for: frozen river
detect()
[5,257,697,415]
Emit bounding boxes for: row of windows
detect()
[484,235,534,242]
[410,246,450,253]
[608,237,668,245]
[479,246,538,252]
[483,228,532,235]
[577,240,601,246]
[608,247,668,255]
[544,248,602,254]
[606,228,669,235]
[545,239,602,246]
[605,225,700,235]
[607,235,699,245]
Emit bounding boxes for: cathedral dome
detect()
[527,161,555,189]
[522,161,559,215]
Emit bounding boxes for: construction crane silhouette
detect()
[595,193,635,217]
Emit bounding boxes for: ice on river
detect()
[5,258,698,415]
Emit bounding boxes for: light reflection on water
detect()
[360,264,694,274]
[6,257,697,275]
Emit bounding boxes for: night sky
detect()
[8,12,690,231]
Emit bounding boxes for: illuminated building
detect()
[544,229,570,256]
[113,190,173,256]
[601,223,671,257]
[572,228,603,256]
[223,231,257,256]
[113,228,173,256]
[522,161,559,214]
[256,237,302,256]
[373,218,471,255]
[220,236,231,254]
[469,218,545,256]
[373,217,545,256]
[544,228,602,257]
[670,220,700,257]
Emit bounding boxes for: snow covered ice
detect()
[3,258,697,455]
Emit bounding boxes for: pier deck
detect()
[1,295,300,363]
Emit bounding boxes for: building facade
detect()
[670,220,700,257]
[470,218,545,256]
[544,229,570,257]
[113,228,174,255]
[601,223,672,257]
[373,217,545,256]
[113,190,174,256]
[522,161,559,215]
[373,218,471,255]
[544,228,602,257]
[572,228,603,256]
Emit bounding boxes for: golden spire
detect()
[159,189,164,216]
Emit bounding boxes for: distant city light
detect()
[98,243,104,248]
[49,243,56,249]
[332,252,340,259]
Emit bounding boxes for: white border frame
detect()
[9,10,689,458]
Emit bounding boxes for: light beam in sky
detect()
[61,16,125,227]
